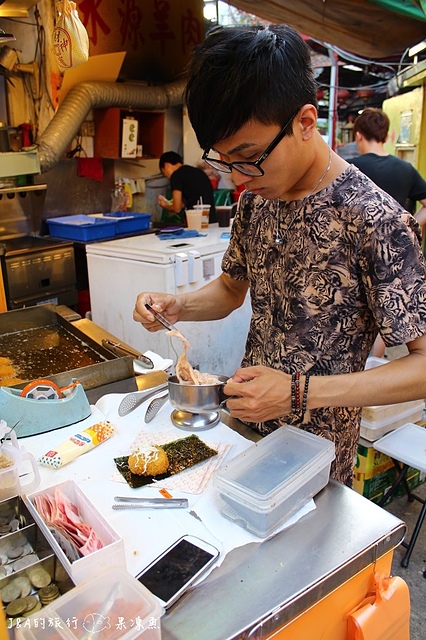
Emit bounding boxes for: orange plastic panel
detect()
[265,551,406,640]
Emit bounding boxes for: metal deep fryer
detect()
[0,304,135,437]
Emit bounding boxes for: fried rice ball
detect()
[128,444,169,476]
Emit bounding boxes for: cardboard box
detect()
[121,117,138,158]
[395,467,423,497]
[353,467,397,503]
[24,480,125,584]
[354,438,394,480]
[354,434,425,503]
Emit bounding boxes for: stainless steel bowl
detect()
[168,375,229,413]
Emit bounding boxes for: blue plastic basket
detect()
[47,215,117,241]
[104,212,151,234]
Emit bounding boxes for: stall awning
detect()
[226,0,426,58]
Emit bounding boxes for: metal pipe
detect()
[38,79,186,173]
[327,48,339,150]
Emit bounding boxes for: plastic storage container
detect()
[15,566,164,640]
[47,215,117,241]
[0,495,76,629]
[24,480,125,584]
[104,211,151,233]
[361,356,424,440]
[213,426,335,538]
[361,402,424,441]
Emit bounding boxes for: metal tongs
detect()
[145,303,177,332]
[102,338,154,369]
[112,496,188,510]
[144,303,181,373]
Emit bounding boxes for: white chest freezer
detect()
[86,226,251,376]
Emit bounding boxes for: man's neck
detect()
[360,139,388,156]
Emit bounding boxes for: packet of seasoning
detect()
[38,421,115,468]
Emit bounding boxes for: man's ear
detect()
[354,131,364,151]
[297,104,318,141]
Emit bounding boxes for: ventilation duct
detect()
[38,78,186,173]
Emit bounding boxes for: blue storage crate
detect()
[47,215,117,241]
[104,212,151,233]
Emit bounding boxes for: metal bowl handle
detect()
[218,383,232,406]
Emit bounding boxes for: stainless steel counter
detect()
[66,313,406,639]
[162,481,405,640]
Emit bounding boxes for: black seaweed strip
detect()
[114,435,218,489]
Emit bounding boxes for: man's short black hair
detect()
[184,24,318,151]
[159,151,183,169]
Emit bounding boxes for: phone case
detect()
[137,535,220,608]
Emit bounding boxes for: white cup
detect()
[186,209,203,231]
[0,443,41,501]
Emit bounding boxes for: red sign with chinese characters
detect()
[77,0,204,82]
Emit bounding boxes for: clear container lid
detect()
[214,426,335,507]
[16,566,164,640]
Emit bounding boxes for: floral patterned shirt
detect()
[222,165,426,485]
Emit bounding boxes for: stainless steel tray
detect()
[0,304,134,390]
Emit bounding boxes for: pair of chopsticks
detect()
[112,496,188,510]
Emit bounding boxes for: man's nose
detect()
[232,168,252,187]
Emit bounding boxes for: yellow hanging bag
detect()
[53,0,89,70]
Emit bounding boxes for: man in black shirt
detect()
[158,151,217,225]
[352,107,426,357]
[351,108,426,224]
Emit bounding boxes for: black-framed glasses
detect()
[202,111,299,177]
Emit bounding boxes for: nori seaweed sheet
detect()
[114,434,218,489]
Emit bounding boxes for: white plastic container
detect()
[373,423,426,471]
[0,441,40,501]
[213,426,335,538]
[361,402,424,441]
[362,356,424,439]
[24,480,125,584]
[15,566,164,640]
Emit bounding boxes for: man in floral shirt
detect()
[134,25,426,486]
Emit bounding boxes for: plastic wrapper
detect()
[38,422,114,468]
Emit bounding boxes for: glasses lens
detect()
[204,158,232,173]
[232,163,264,177]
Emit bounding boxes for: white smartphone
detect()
[136,535,220,609]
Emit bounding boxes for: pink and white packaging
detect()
[24,480,125,584]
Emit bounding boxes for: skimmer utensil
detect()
[118,383,168,417]
[144,392,169,423]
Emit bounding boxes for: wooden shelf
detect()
[0,1,37,17]
[93,108,165,159]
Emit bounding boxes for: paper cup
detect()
[186,209,203,231]
[0,444,40,501]
[193,204,210,229]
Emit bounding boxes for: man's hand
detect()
[223,366,292,422]
[134,293,182,332]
